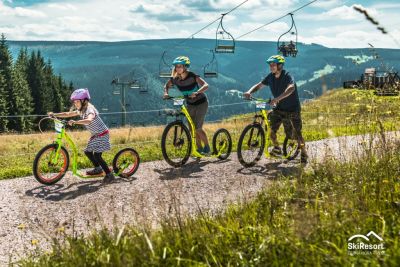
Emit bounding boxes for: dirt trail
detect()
[0,131,398,265]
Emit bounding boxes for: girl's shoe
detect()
[103,173,115,183]
[196,147,204,154]
[86,167,104,176]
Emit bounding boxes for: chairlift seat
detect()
[139,88,148,94]
[215,45,235,53]
[204,72,218,78]
[159,73,172,78]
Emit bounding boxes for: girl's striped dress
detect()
[81,105,111,153]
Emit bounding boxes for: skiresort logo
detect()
[348,231,385,255]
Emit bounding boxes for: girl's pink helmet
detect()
[70,88,91,101]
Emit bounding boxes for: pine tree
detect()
[59,75,73,111]
[27,51,53,117]
[11,49,34,132]
[44,59,64,113]
[0,71,8,132]
[0,33,14,129]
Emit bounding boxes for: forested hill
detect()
[6,38,400,127]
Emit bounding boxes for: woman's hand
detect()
[67,120,75,126]
[163,93,170,99]
[189,92,198,99]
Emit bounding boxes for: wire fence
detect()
[0,96,395,119]
[0,105,397,159]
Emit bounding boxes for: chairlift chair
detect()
[277,13,298,58]
[215,14,235,54]
[203,50,218,78]
[159,51,172,78]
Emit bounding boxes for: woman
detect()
[48,88,115,182]
[163,56,211,155]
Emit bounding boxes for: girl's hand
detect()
[68,120,75,126]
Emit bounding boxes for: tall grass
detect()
[1,88,399,180]
[19,131,400,266]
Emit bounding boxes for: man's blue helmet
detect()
[266,55,285,65]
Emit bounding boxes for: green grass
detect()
[1,88,400,180]
[19,132,400,266]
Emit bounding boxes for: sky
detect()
[0,0,399,48]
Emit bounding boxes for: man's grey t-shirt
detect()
[261,70,301,112]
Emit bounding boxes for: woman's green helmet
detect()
[266,55,285,65]
[172,56,191,68]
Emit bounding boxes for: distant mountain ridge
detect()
[8,39,400,126]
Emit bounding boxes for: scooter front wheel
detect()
[33,144,70,185]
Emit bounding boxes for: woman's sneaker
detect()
[196,147,203,154]
[103,173,115,183]
[86,167,104,176]
[201,145,211,156]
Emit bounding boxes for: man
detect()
[243,55,308,163]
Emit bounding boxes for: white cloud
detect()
[303,4,379,21]
[312,0,343,9]
[263,0,298,8]
[0,1,46,18]
[0,0,398,49]
[47,3,77,11]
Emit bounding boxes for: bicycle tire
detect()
[237,123,265,167]
[161,121,192,167]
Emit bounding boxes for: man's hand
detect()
[243,92,251,100]
[67,120,75,126]
[270,98,279,107]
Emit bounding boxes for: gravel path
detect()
[0,131,398,265]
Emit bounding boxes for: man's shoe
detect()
[270,146,282,157]
[300,153,308,164]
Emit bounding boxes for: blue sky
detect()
[1,0,399,48]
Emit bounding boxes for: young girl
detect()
[49,88,115,183]
[163,56,211,154]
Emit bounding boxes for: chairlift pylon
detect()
[215,14,235,54]
[159,51,172,78]
[99,96,109,112]
[203,49,218,78]
[277,13,298,58]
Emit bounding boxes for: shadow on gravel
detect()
[154,160,212,180]
[237,160,301,178]
[25,176,137,201]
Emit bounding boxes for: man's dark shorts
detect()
[268,109,303,138]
